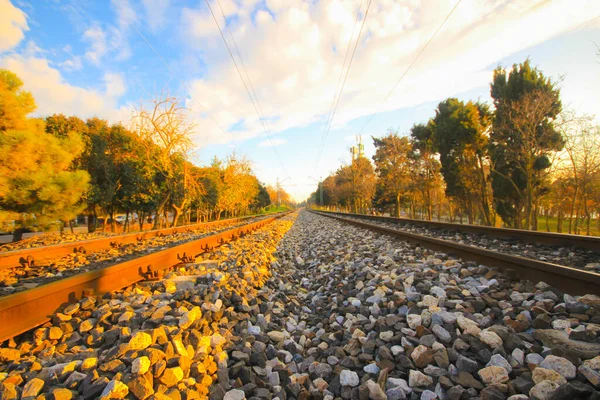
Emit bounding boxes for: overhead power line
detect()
[206,0,290,178]
[312,0,372,177]
[356,0,463,136]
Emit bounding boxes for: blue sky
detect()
[1,0,600,201]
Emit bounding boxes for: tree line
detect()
[310,59,600,235]
[0,69,290,241]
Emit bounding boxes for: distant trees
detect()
[310,154,376,214]
[266,184,292,208]
[311,58,599,235]
[0,70,90,241]
[559,115,600,234]
[0,69,274,241]
[372,132,413,217]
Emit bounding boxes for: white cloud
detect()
[60,55,83,71]
[142,0,171,31]
[82,23,131,66]
[0,54,125,122]
[104,72,127,97]
[259,138,286,147]
[179,0,600,150]
[111,0,137,30]
[0,0,28,52]
[83,25,107,65]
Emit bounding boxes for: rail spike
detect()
[18,255,34,268]
[177,252,194,264]
[139,265,161,281]
[73,246,86,254]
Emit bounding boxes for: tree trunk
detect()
[477,155,492,226]
[557,210,563,233]
[138,212,145,231]
[124,210,130,233]
[87,210,96,233]
[12,225,26,242]
[110,211,116,233]
[568,185,579,234]
[395,194,401,218]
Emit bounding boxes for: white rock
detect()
[387,378,412,394]
[409,370,433,388]
[407,314,422,329]
[224,389,246,400]
[340,370,359,387]
[364,363,380,375]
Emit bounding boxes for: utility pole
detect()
[319,176,323,206]
[276,178,280,207]
[276,177,290,208]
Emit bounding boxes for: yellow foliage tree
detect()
[0,70,90,241]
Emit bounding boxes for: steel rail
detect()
[315,210,600,252]
[312,211,600,296]
[0,213,284,270]
[0,213,288,342]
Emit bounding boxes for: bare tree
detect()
[132,93,196,228]
[561,114,600,234]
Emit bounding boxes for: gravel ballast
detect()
[218,210,600,400]
[1,210,600,400]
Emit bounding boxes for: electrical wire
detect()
[314,0,365,164]
[206,0,290,178]
[312,0,372,177]
[356,0,463,136]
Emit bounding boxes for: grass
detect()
[536,217,600,236]
[259,205,291,214]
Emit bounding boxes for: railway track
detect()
[315,211,600,251]
[312,210,600,296]
[1,209,600,400]
[0,213,284,269]
[0,214,286,297]
[0,212,290,342]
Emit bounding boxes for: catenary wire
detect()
[312,0,372,177]
[312,0,365,177]
[356,0,463,136]
[206,0,290,178]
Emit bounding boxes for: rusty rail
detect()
[0,213,284,270]
[0,214,287,342]
[315,210,600,252]
[313,211,600,296]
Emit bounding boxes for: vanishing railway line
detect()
[1,209,599,400]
